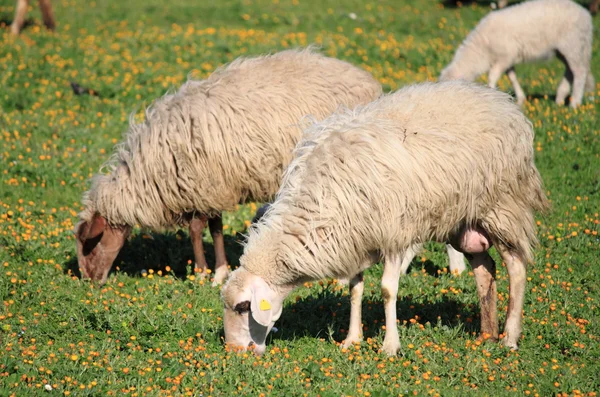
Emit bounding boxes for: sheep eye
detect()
[234,301,251,314]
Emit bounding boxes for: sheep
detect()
[221,80,548,356]
[11,0,55,35]
[439,0,595,108]
[253,203,467,275]
[75,48,382,286]
[591,0,599,15]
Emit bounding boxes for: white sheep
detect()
[75,48,382,286]
[222,81,548,356]
[440,0,595,108]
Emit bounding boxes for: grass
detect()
[1,0,599,395]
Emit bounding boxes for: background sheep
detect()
[75,48,382,286]
[222,81,548,356]
[439,0,595,108]
[11,0,55,35]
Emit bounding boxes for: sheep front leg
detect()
[506,68,526,106]
[468,252,499,341]
[495,244,526,350]
[189,216,209,278]
[397,243,422,274]
[381,254,403,355]
[10,0,29,35]
[341,272,364,348]
[208,214,230,286]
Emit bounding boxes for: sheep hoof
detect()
[212,267,230,286]
[501,337,519,351]
[341,336,362,349]
[381,339,401,356]
[337,278,350,286]
[193,268,209,279]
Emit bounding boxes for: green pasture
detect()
[0,0,599,395]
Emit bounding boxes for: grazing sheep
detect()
[75,48,382,286]
[222,81,548,356]
[439,0,595,108]
[11,0,55,35]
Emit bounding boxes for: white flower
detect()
[348,12,357,20]
[44,384,53,391]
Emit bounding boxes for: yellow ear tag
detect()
[259,299,271,311]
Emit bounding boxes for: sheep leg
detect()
[569,66,588,108]
[590,0,599,15]
[487,64,508,89]
[495,244,526,350]
[468,252,499,341]
[506,68,526,106]
[208,214,230,286]
[381,254,403,355]
[10,0,30,35]
[37,0,55,30]
[189,216,209,277]
[555,68,573,106]
[446,244,466,274]
[399,243,422,274]
[341,272,364,348]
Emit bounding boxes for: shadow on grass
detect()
[64,230,247,281]
[0,17,35,30]
[269,283,479,348]
[528,93,559,103]
[440,0,503,8]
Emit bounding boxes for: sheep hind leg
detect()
[487,63,509,89]
[10,0,29,35]
[341,272,364,348]
[468,252,499,342]
[37,0,55,30]
[569,67,588,108]
[381,253,404,355]
[555,67,573,106]
[446,244,466,274]
[495,244,526,350]
[209,214,230,286]
[506,67,526,106]
[189,216,209,278]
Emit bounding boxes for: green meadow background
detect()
[1,0,599,395]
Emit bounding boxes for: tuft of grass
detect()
[1,0,599,395]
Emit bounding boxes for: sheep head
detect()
[75,214,130,284]
[221,267,287,355]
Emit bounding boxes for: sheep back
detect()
[244,81,547,284]
[463,0,592,65]
[80,48,382,229]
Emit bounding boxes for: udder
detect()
[449,225,492,254]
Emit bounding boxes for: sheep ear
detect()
[86,214,107,240]
[250,277,280,327]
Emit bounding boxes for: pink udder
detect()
[458,227,491,254]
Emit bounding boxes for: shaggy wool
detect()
[79,48,382,229]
